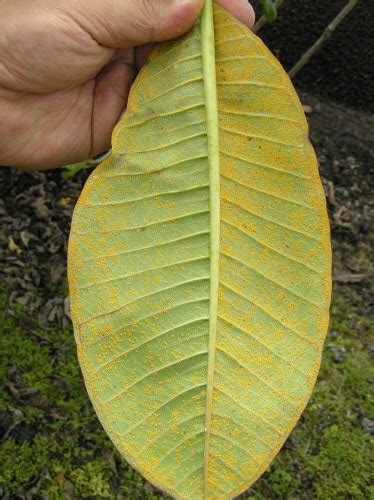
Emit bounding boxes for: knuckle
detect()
[137,0,170,26]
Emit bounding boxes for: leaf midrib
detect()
[201,1,220,497]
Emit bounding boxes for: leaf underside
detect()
[68,5,331,499]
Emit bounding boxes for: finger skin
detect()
[66,0,206,47]
[91,60,137,157]
[66,0,254,49]
[216,0,255,28]
[0,0,255,169]
[89,0,255,159]
[133,0,255,69]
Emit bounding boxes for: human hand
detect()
[0,0,254,170]
[0,0,254,168]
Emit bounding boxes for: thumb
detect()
[67,0,205,48]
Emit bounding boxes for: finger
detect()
[135,44,156,71]
[112,45,153,73]
[216,0,255,28]
[67,0,205,48]
[0,83,95,169]
[90,60,136,157]
[133,0,255,73]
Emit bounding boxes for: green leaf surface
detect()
[68,3,331,498]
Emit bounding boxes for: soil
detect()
[1,89,372,325]
[252,0,374,113]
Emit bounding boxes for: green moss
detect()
[0,436,50,489]
[69,461,112,498]
[307,424,371,499]
[0,283,372,498]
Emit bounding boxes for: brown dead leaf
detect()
[8,236,22,255]
[333,271,369,283]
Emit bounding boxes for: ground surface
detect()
[252,0,374,113]
[0,88,373,499]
